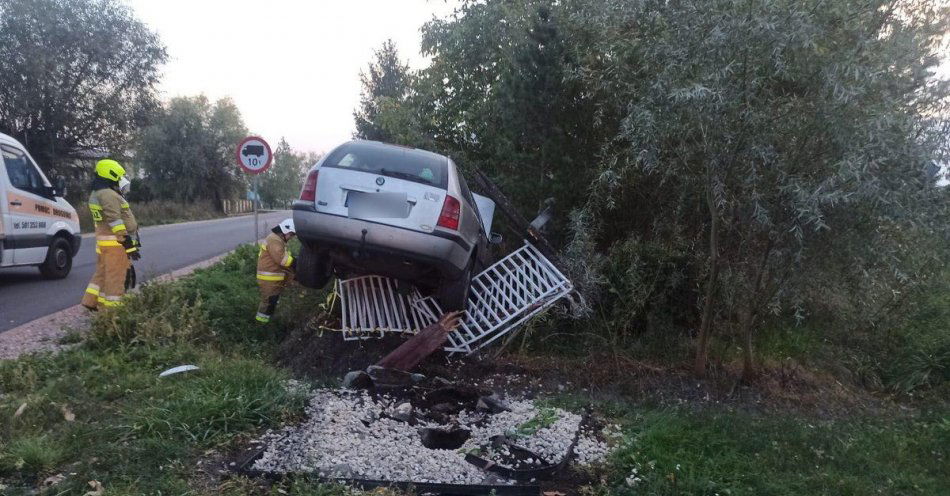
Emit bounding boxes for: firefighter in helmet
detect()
[81,159,139,310]
[255,218,296,323]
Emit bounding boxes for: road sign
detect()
[236,136,272,174]
[236,136,272,242]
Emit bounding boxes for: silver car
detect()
[292,140,498,310]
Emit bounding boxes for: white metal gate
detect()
[336,241,573,353]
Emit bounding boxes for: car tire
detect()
[39,237,72,279]
[297,242,331,289]
[439,255,474,312]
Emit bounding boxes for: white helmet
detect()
[278,218,295,234]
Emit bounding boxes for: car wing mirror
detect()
[529,198,555,232]
[489,232,503,245]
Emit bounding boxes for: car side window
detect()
[455,167,483,228]
[2,144,48,196]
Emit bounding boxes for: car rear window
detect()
[321,142,448,188]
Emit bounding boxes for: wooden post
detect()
[376,312,463,371]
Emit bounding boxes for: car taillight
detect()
[437,195,460,230]
[299,170,318,201]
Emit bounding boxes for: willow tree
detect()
[136,96,248,205]
[571,0,950,377]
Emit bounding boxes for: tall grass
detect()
[0,245,310,493]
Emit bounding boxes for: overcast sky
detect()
[125,0,459,155]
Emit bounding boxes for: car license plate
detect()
[346,191,410,219]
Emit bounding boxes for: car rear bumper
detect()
[293,202,471,277]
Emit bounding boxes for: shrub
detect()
[0,435,65,478]
[87,283,212,347]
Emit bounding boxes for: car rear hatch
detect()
[313,142,449,234]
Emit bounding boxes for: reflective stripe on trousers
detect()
[81,243,129,310]
[98,295,123,307]
[257,271,285,281]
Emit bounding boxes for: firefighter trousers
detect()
[81,244,130,310]
[256,279,287,323]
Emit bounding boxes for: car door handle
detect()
[9,200,22,206]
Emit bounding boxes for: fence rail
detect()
[336,241,573,354]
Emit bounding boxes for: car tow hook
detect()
[354,229,368,259]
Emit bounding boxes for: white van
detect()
[0,132,81,278]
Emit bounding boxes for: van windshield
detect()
[321,142,448,189]
[2,144,49,195]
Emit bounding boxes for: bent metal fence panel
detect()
[336,241,573,353]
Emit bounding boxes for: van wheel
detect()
[439,255,473,312]
[297,242,331,289]
[39,237,72,279]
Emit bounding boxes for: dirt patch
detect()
[277,325,411,381]
[502,352,889,417]
[277,320,889,419]
[276,320,519,385]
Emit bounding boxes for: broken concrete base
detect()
[246,373,615,490]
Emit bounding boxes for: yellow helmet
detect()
[95,159,125,181]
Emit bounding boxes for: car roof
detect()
[342,140,450,164]
[0,132,20,146]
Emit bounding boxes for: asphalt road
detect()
[0,211,289,333]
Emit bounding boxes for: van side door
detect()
[0,148,7,266]
[1,143,54,264]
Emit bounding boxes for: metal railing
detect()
[336,241,573,354]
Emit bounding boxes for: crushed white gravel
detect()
[252,388,614,485]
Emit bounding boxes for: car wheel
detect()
[297,242,331,289]
[39,237,72,279]
[439,255,474,312]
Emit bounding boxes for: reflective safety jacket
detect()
[89,187,137,249]
[257,232,294,282]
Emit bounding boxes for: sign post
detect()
[236,136,273,242]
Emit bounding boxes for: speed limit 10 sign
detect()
[236,136,273,174]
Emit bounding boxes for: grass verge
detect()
[77,200,231,232]
[0,243,317,494]
[1,244,947,495]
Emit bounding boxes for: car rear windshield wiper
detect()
[380,168,433,185]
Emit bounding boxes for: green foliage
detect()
[415,0,603,221]
[0,0,166,175]
[509,407,560,438]
[885,278,950,393]
[127,199,222,226]
[1,232,946,494]
[358,0,950,376]
[0,246,309,493]
[354,39,413,142]
[136,95,248,204]
[87,282,213,347]
[75,199,224,232]
[583,407,950,496]
[258,138,315,207]
[0,436,65,478]
[124,356,305,443]
[572,0,950,368]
